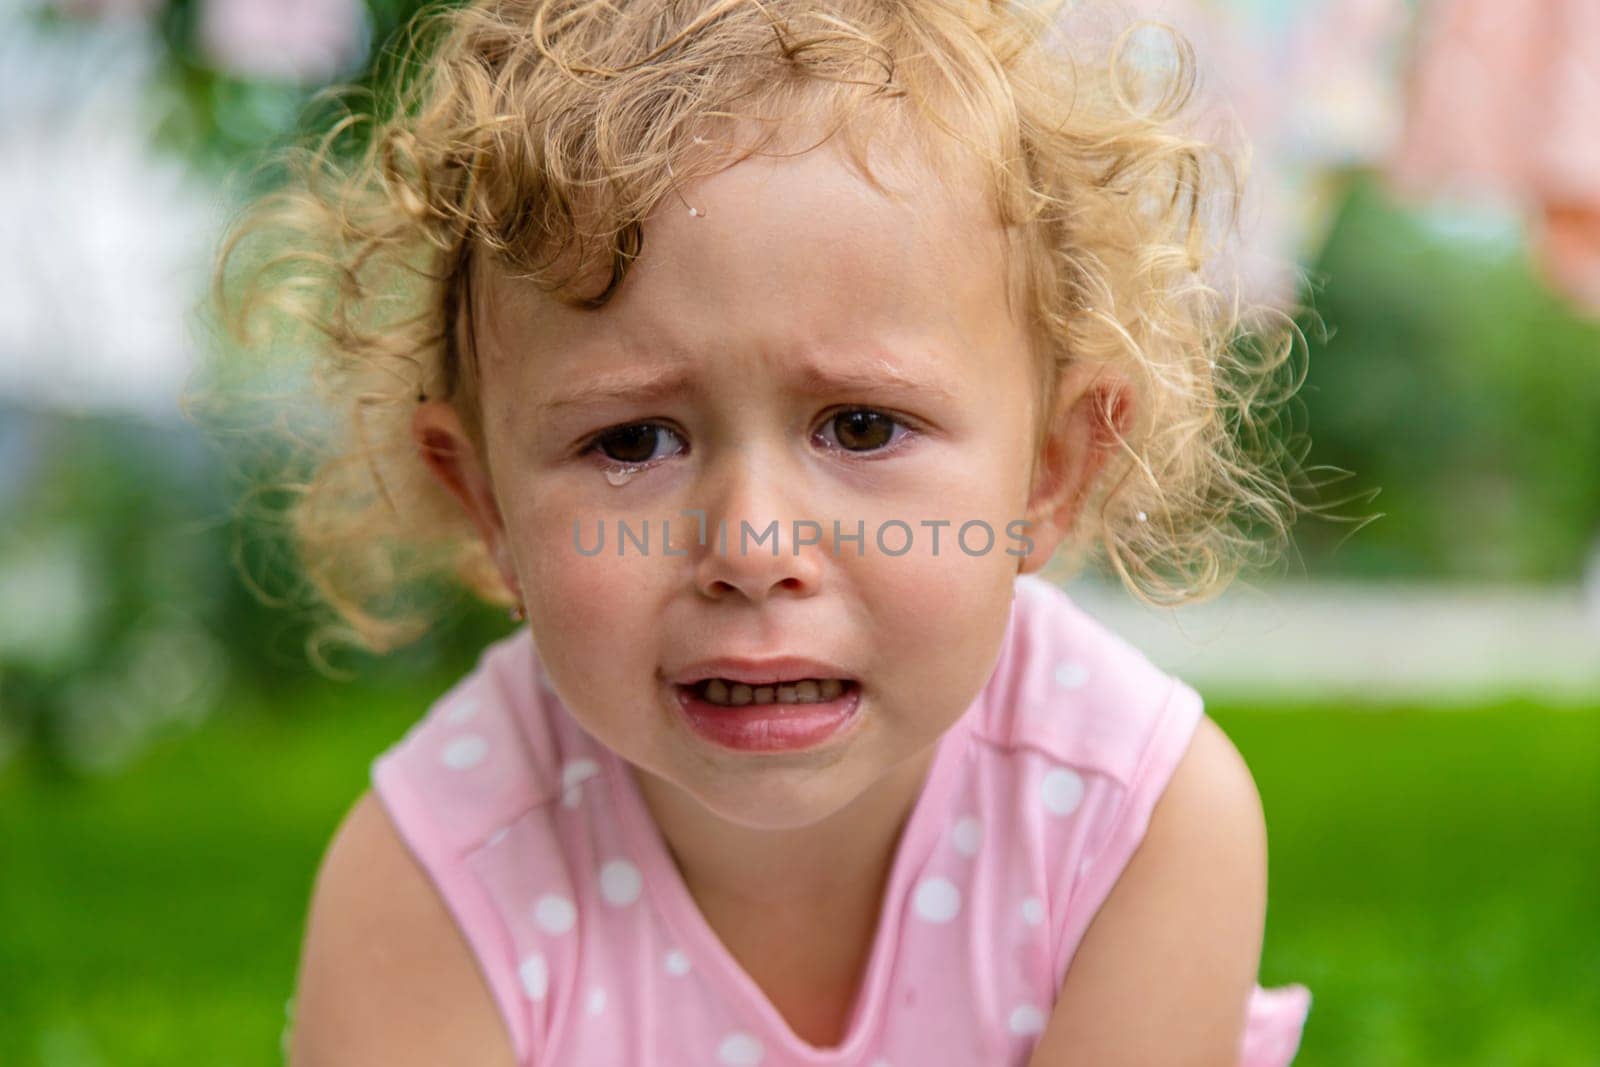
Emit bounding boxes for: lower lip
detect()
[672,683,862,752]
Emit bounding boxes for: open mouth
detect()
[671,674,864,752]
[680,677,857,708]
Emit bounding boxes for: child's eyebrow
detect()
[537,367,697,416]
[789,358,960,404]
[536,354,959,416]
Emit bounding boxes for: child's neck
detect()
[630,740,940,917]
[630,742,941,1046]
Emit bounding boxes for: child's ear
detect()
[411,400,519,596]
[1016,363,1133,576]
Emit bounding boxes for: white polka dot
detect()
[718,1031,765,1065]
[664,948,691,976]
[441,734,488,770]
[599,859,642,906]
[1041,768,1084,816]
[486,826,511,847]
[534,894,576,935]
[1053,661,1089,689]
[587,986,607,1015]
[1020,896,1045,926]
[518,954,548,1000]
[562,758,599,790]
[561,758,600,808]
[444,696,480,724]
[951,816,983,857]
[1009,1003,1046,1035]
[912,876,961,923]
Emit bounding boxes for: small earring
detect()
[509,603,526,622]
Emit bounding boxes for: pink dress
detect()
[371,574,1311,1064]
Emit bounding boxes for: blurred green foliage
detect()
[1291,176,1600,581]
[0,409,511,779]
[1,691,1594,1066]
[30,0,444,178]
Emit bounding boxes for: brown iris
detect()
[597,424,661,464]
[832,410,894,451]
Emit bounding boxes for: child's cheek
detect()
[517,503,663,635]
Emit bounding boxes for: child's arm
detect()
[286,791,521,1067]
[1026,717,1269,1067]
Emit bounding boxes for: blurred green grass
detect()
[1,690,1596,1067]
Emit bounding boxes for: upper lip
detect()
[668,656,856,687]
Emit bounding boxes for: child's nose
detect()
[689,456,827,604]
[695,538,823,603]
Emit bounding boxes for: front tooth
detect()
[753,686,775,704]
[706,678,729,703]
[776,684,798,703]
[729,683,753,705]
[794,679,820,702]
[819,678,844,700]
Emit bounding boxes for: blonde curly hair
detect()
[209,0,1310,654]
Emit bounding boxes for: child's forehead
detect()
[472,131,1013,351]
[470,124,1011,321]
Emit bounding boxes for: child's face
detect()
[419,132,1106,831]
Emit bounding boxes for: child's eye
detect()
[814,408,911,453]
[581,410,910,470]
[585,422,686,467]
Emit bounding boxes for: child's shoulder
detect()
[370,628,579,856]
[363,630,588,1062]
[974,575,1206,793]
[287,788,520,1066]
